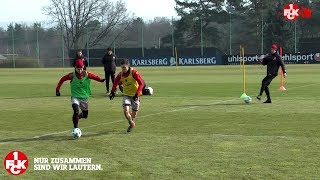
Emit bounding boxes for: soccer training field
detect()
[1,65,319,179]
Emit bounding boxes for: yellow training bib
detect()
[121,68,140,96]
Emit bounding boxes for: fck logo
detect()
[283,3,312,20]
[4,151,29,175]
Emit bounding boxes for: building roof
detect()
[0,54,7,60]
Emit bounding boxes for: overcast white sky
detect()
[0,0,177,25]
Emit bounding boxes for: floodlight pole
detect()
[229,13,232,55]
[61,28,65,68]
[294,20,297,53]
[86,26,90,67]
[141,19,144,57]
[12,27,15,69]
[172,16,175,57]
[200,16,203,56]
[261,15,264,54]
[36,24,40,67]
[113,40,116,54]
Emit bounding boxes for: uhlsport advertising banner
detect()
[129,56,220,66]
[223,52,320,65]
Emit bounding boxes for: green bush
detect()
[0,57,40,68]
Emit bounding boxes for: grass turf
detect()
[0,65,320,179]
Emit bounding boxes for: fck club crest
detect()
[283,3,312,20]
[4,151,29,175]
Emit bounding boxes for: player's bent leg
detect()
[265,75,275,87]
[72,103,80,128]
[83,110,88,118]
[260,76,268,93]
[78,98,88,119]
[79,110,88,119]
[258,75,270,100]
[123,96,132,121]
[264,76,275,103]
[123,105,135,132]
[123,105,132,122]
[123,96,135,132]
[131,110,137,118]
[264,86,272,103]
[131,96,140,119]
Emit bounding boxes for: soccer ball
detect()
[147,87,153,95]
[314,53,320,62]
[71,128,82,139]
[142,87,154,95]
[244,96,252,104]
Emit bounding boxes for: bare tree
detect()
[44,0,132,52]
[145,17,172,48]
[116,17,172,48]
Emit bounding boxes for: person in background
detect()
[102,47,117,94]
[73,49,88,70]
[257,44,287,103]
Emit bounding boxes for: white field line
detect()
[0,99,236,144]
[0,83,318,144]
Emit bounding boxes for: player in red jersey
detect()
[56,60,105,129]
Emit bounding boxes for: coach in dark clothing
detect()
[102,47,117,93]
[257,44,287,103]
[72,49,88,70]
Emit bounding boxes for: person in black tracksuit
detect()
[102,47,117,93]
[72,49,88,70]
[257,44,287,103]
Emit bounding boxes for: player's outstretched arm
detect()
[56,73,73,96]
[87,71,105,82]
[278,56,287,78]
[110,73,121,100]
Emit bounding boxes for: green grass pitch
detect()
[0,65,320,179]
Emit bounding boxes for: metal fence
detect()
[1,11,319,68]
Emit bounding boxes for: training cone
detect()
[240,93,248,99]
[278,86,286,91]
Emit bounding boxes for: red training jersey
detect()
[56,71,103,92]
[112,68,144,95]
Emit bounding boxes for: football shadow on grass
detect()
[91,93,124,98]
[0,131,120,143]
[0,95,58,100]
[214,102,252,106]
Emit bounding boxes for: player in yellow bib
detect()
[109,59,144,132]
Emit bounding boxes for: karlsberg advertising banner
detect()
[129,56,219,66]
[127,53,320,66]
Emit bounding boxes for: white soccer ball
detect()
[71,128,82,139]
[148,87,153,95]
[314,53,320,62]
[244,96,252,104]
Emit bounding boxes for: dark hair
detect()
[120,59,130,65]
[76,49,83,58]
[107,47,112,51]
